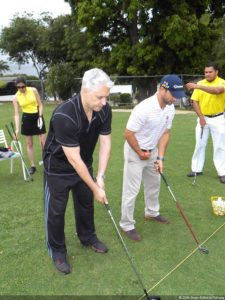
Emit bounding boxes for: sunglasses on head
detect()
[16,85,26,89]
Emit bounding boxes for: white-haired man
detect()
[43,68,114,274]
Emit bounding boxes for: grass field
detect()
[0,102,225,299]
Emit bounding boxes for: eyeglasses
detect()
[16,85,26,89]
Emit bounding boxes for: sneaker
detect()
[187,171,203,177]
[29,166,36,175]
[145,214,170,224]
[123,229,141,241]
[219,175,225,184]
[53,258,71,274]
[89,239,108,253]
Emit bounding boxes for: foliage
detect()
[110,93,132,104]
[44,15,71,65]
[119,93,132,104]
[211,17,225,76]
[72,0,216,74]
[109,94,120,103]
[65,0,220,99]
[0,13,53,79]
[0,60,9,75]
[0,80,7,89]
[45,62,79,100]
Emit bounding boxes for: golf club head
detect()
[25,177,34,182]
[143,289,160,300]
[192,175,197,185]
[198,246,209,254]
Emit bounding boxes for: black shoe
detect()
[29,166,36,175]
[145,214,170,224]
[123,229,141,241]
[219,175,225,184]
[53,258,71,274]
[89,239,108,254]
[187,171,203,177]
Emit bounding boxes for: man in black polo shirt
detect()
[43,68,114,274]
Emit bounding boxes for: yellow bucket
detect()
[210,196,225,216]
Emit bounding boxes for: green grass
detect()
[0,103,225,299]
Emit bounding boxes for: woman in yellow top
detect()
[13,77,46,175]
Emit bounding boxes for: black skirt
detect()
[21,112,46,136]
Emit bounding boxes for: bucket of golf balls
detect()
[210,196,225,216]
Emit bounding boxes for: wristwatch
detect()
[157,156,164,161]
[96,173,105,180]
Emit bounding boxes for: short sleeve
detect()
[191,89,200,102]
[166,108,175,129]
[52,113,80,147]
[220,79,225,89]
[126,105,145,132]
[100,105,112,135]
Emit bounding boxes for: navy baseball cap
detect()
[160,74,186,98]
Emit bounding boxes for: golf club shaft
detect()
[160,172,201,246]
[104,203,150,300]
[10,123,32,180]
[5,124,32,181]
[175,201,200,245]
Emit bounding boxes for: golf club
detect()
[192,127,204,185]
[159,171,209,254]
[5,123,33,182]
[10,122,33,181]
[104,202,160,300]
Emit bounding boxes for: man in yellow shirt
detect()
[186,62,225,183]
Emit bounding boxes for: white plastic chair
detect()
[0,129,27,180]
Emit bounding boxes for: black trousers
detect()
[44,171,97,260]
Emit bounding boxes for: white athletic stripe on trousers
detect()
[191,115,225,176]
[120,145,160,232]
[44,178,52,258]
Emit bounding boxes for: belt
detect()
[204,112,224,118]
[141,149,152,152]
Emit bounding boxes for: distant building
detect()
[110,85,133,96]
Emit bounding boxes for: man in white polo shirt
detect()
[120,74,186,241]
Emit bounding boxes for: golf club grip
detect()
[10,122,19,142]
[11,121,15,132]
[5,125,13,140]
[159,171,169,187]
[6,124,32,181]
[176,201,200,245]
[104,203,110,211]
[200,127,203,139]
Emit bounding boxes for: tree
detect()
[0,13,75,99]
[211,17,225,75]
[45,62,79,100]
[0,60,9,75]
[43,15,71,65]
[65,0,219,99]
[0,13,53,80]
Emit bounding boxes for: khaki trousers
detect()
[120,143,160,231]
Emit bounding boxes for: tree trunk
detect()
[133,77,158,102]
